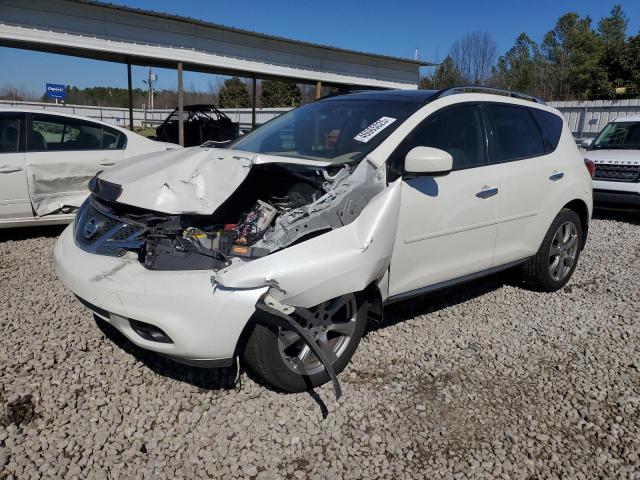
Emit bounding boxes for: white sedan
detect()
[0,108,179,228]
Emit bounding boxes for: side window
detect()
[488,105,545,161]
[29,115,122,152]
[392,104,487,173]
[30,116,62,151]
[67,121,102,150]
[529,108,563,152]
[0,114,24,153]
[102,126,126,150]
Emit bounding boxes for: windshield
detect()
[230,99,420,163]
[590,121,640,150]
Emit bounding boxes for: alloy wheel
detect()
[548,221,579,282]
[277,294,358,376]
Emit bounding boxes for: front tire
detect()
[243,293,368,393]
[522,209,583,292]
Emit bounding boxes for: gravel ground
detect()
[1,211,639,479]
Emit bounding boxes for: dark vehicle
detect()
[156,105,240,147]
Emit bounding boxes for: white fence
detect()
[3,98,640,139]
[549,99,640,139]
[0,100,289,130]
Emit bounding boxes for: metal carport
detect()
[0,0,433,144]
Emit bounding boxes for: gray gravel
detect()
[1,211,639,479]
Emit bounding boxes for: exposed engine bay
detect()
[79,159,384,272]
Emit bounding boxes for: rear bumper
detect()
[54,224,266,364]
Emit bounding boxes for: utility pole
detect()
[143,67,157,110]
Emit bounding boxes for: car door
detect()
[388,103,501,297]
[486,104,561,265]
[0,112,31,220]
[26,113,125,216]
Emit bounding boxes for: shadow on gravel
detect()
[94,317,238,391]
[0,224,66,243]
[96,315,335,414]
[371,268,522,335]
[593,207,640,226]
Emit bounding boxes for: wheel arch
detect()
[562,199,590,249]
[233,279,384,361]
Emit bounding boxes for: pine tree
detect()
[218,77,250,108]
[260,80,301,107]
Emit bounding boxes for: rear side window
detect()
[530,108,563,152]
[488,105,545,162]
[28,115,126,152]
[0,114,24,153]
[102,126,127,150]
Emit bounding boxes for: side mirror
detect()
[580,139,593,148]
[404,147,453,176]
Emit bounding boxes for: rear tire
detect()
[243,293,368,393]
[522,209,582,292]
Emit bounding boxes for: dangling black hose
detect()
[255,301,342,401]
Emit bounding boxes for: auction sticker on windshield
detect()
[354,117,397,143]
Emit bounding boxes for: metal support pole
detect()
[127,60,134,131]
[251,77,257,129]
[178,62,184,147]
[315,81,322,100]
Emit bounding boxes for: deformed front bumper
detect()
[54,224,267,365]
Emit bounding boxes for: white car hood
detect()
[583,149,640,165]
[99,147,332,214]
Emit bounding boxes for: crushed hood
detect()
[98,147,332,215]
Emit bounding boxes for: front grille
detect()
[75,198,146,257]
[594,163,640,183]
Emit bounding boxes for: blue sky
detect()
[2,0,639,96]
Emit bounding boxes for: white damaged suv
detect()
[55,88,593,394]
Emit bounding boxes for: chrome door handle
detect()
[476,187,498,199]
[99,161,116,166]
[549,172,564,181]
[0,166,23,174]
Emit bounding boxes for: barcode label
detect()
[353,117,397,143]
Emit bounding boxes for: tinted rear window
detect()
[488,105,545,161]
[530,108,563,152]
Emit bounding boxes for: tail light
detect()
[584,158,595,179]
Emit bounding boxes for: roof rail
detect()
[435,86,546,105]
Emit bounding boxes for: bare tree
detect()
[0,84,38,102]
[450,32,498,85]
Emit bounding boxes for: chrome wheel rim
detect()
[548,221,579,282]
[277,294,357,376]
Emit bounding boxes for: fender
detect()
[214,180,402,307]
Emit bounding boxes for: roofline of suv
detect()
[315,85,546,106]
[435,86,546,105]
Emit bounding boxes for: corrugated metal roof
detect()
[71,0,436,67]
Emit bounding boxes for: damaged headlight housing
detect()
[88,176,122,202]
[74,196,147,257]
